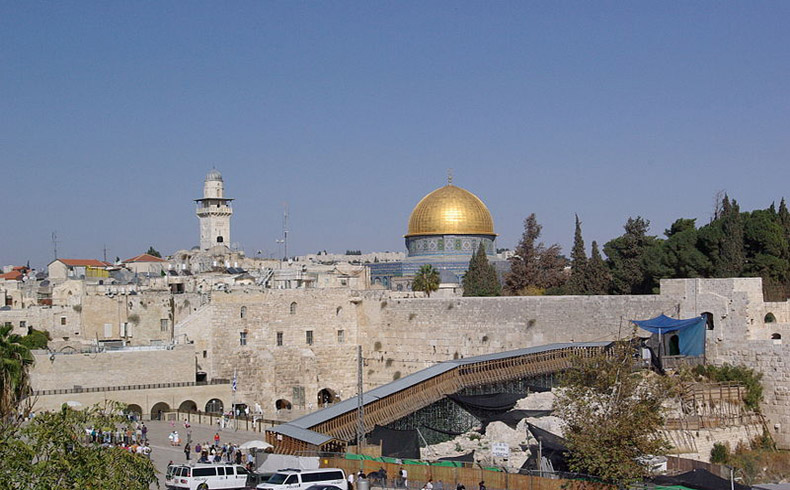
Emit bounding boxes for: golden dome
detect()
[406,184,495,237]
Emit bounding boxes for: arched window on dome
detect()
[290,302,297,315]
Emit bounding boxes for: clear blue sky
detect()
[2,2,789,268]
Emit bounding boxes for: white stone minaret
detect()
[195,169,233,250]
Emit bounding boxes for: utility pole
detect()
[356,345,365,456]
[282,202,289,260]
[51,231,58,260]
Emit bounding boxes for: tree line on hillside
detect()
[444,194,790,299]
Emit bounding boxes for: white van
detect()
[165,463,250,490]
[256,468,347,490]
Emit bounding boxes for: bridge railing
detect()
[32,378,230,397]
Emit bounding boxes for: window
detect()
[103,323,112,338]
[240,306,247,319]
[160,319,169,332]
[61,317,67,326]
[217,236,224,243]
[19,321,26,329]
[306,330,314,346]
[290,302,297,315]
[337,329,345,344]
[4,321,11,328]
[765,313,777,323]
[240,332,247,346]
[202,350,207,358]
[276,332,283,346]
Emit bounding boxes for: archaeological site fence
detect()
[320,454,612,490]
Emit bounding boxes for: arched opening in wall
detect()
[317,388,338,408]
[668,334,680,356]
[275,399,292,411]
[765,313,777,323]
[290,302,297,315]
[151,402,170,421]
[772,333,782,344]
[702,312,715,330]
[205,399,224,414]
[240,306,247,319]
[217,236,224,243]
[336,306,342,316]
[179,400,198,413]
[126,404,143,417]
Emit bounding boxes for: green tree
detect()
[504,214,567,295]
[566,215,588,294]
[412,264,440,297]
[0,325,34,417]
[145,246,161,258]
[661,218,711,278]
[604,217,664,294]
[554,341,672,484]
[585,241,611,294]
[18,329,50,351]
[463,243,501,297]
[715,195,745,277]
[0,402,157,489]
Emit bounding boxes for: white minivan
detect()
[165,463,250,490]
[256,468,347,490]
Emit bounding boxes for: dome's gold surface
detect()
[406,184,495,237]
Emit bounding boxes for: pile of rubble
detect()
[421,390,562,469]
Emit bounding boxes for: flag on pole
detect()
[232,371,237,392]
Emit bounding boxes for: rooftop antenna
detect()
[51,231,58,260]
[447,168,454,185]
[103,244,108,263]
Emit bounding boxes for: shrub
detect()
[711,442,729,464]
[693,364,764,411]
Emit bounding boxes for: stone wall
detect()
[359,293,677,387]
[30,344,196,391]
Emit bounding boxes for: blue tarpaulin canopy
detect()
[632,314,706,357]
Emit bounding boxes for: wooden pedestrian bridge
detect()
[265,342,611,454]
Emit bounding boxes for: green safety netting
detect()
[431,461,462,467]
[402,459,429,465]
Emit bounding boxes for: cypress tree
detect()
[567,214,588,294]
[716,195,745,277]
[463,243,501,296]
[585,241,610,294]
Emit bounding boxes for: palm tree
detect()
[0,325,34,417]
[412,264,440,297]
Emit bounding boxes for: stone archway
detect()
[205,398,224,414]
[275,399,292,411]
[126,404,143,416]
[179,400,198,412]
[151,402,170,421]
[317,388,337,408]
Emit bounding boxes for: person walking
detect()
[478,481,485,490]
[184,443,191,461]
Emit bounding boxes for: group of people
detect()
[83,423,152,458]
[86,422,148,445]
[182,439,254,469]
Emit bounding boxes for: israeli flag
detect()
[232,374,237,392]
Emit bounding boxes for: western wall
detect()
[168,276,790,447]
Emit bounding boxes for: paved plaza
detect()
[144,418,265,488]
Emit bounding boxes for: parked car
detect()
[165,463,250,490]
[256,468,347,490]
